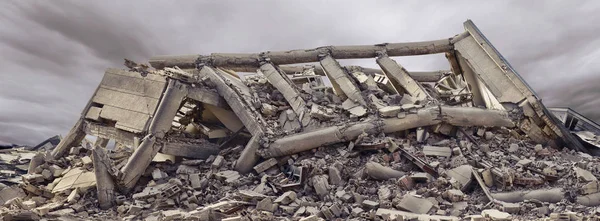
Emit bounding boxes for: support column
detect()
[50,118,86,159]
[92,144,115,209]
[320,55,366,105]
[200,66,265,174]
[119,79,187,191]
[260,62,306,115]
[376,55,429,101]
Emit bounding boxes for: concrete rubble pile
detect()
[2,20,600,221]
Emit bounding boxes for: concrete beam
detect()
[149,35,469,70]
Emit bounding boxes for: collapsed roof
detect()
[4,20,598,220]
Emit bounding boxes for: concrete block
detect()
[422,145,452,157]
[189,174,202,190]
[211,155,224,169]
[152,168,168,180]
[411,172,434,183]
[257,198,277,212]
[253,158,278,173]
[398,194,433,214]
[362,200,380,210]
[328,167,342,185]
[481,209,511,220]
[81,156,92,165]
[575,167,598,182]
[274,191,297,205]
[443,189,465,202]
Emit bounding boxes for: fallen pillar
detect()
[490,188,564,203]
[149,35,468,70]
[119,79,187,191]
[259,62,307,114]
[365,162,405,180]
[577,192,600,206]
[266,106,513,157]
[200,66,266,174]
[376,55,429,100]
[50,118,86,159]
[320,55,367,105]
[376,208,459,221]
[92,145,115,209]
[234,132,263,174]
[200,66,264,135]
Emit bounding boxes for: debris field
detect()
[2,20,600,221]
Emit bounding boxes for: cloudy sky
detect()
[1,1,599,145]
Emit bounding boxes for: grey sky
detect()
[1,1,599,145]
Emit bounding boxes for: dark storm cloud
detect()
[0,0,598,145]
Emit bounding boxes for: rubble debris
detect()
[397,194,433,214]
[422,145,452,157]
[3,19,600,220]
[365,161,405,180]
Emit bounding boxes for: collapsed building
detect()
[2,20,600,220]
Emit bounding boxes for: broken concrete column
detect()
[50,118,86,159]
[120,79,187,191]
[365,162,405,180]
[259,62,307,115]
[235,133,263,174]
[200,66,266,173]
[491,188,564,203]
[149,37,463,70]
[266,106,513,157]
[376,55,429,100]
[92,145,115,209]
[577,192,600,206]
[320,55,366,105]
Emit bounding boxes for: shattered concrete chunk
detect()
[422,145,452,157]
[256,198,277,212]
[398,194,433,214]
[446,165,473,191]
[253,158,278,174]
[328,167,342,185]
[482,209,512,220]
[274,191,296,205]
[575,167,598,182]
[362,200,380,210]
